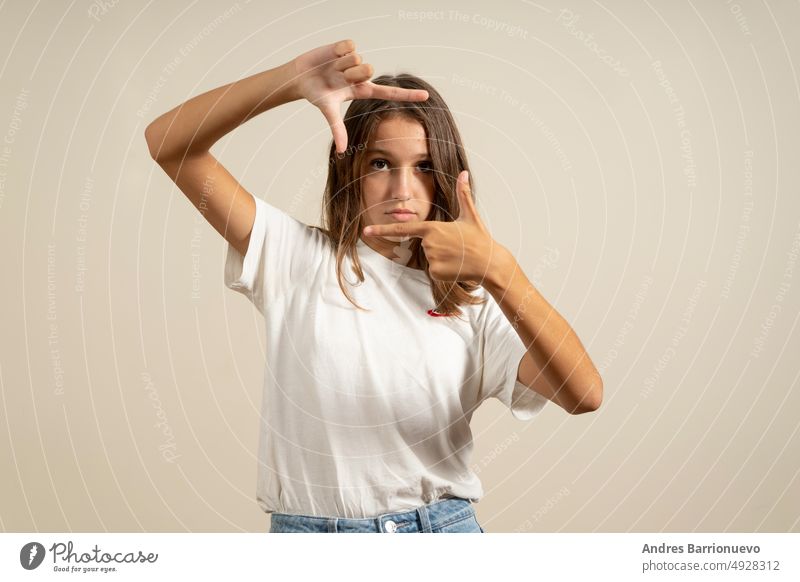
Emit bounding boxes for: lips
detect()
[387,212,416,222]
[386,209,416,215]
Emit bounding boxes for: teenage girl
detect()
[145,39,602,533]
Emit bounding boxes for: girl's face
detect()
[359,116,436,248]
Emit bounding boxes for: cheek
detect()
[359,183,385,218]
[360,187,378,208]
[360,175,385,199]
[421,181,436,205]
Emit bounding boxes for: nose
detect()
[391,166,413,201]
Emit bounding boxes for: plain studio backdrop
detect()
[0,0,798,533]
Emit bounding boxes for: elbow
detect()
[144,124,161,161]
[570,376,603,415]
[144,124,205,163]
[144,122,175,163]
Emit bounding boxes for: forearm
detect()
[145,59,299,161]
[483,247,603,411]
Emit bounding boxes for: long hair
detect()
[316,73,487,319]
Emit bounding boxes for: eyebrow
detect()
[365,148,431,160]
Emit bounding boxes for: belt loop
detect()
[417,502,433,533]
[328,517,338,533]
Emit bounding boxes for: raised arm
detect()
[144,39,429,256]
[144,57,299,256]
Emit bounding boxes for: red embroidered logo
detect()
[427,308,452,317]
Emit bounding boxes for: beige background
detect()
[1,0,798,533]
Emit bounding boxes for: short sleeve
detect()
[224,195,323,315]
[479,292,549,421]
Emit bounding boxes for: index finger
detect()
[366,83,429,102]
[363,221,430,238]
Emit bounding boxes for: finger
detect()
[343,63,374,84]
[366,83,429,102]
[334,39,355,57]
[319,102,348,154]
[455,170,479,223]
[334,52,362,72]
[362,221,429,238]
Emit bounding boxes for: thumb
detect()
[455,170,476,222]
[319,102,348,154]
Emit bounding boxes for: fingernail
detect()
[364,226,373,235]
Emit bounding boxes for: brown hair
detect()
[316,72,487,319]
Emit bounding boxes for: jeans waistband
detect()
[270,497,476,533]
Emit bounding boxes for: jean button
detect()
[384,519,397,533]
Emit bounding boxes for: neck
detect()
[361,236,423,270]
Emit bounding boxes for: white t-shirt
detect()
[224,195,549,518]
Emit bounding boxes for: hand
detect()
[362,171,511,285]
[291,39,430,154]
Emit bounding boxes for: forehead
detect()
[369,116,428,151]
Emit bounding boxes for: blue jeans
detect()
[269,497,485,533]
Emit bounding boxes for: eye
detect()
[367,159,433,173]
